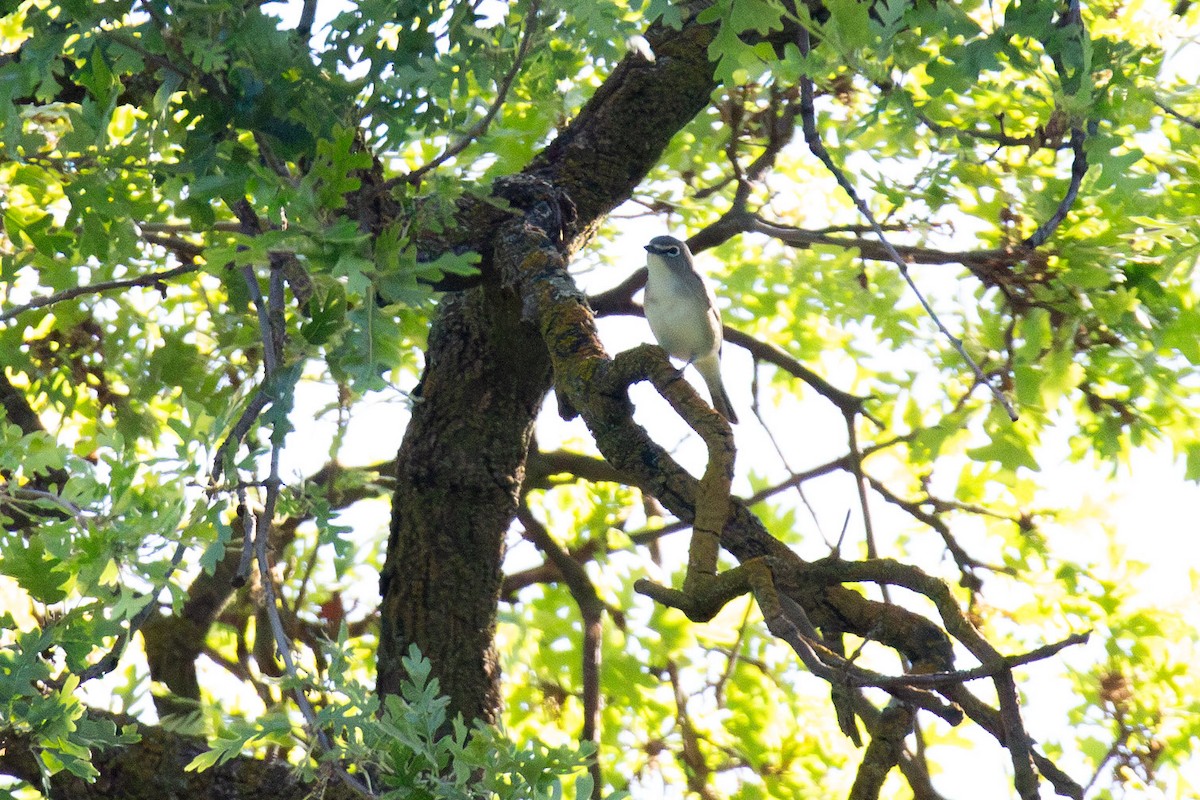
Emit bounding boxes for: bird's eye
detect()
[665,246,680,256]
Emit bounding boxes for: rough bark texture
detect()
[377,284,552,721]
[141,539,242,716]
[491,209,956,677]
[376,7,718,721]
[0,717,362,800]
[0,8,724,796]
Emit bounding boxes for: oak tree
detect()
[2,1,1199,799]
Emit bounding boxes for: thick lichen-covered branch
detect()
[493,162,1084,797]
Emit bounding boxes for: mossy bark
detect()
[375,10,717,722]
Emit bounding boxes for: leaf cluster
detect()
[187,641,597,800]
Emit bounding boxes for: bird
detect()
[643,235,738,424]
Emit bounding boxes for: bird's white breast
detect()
[645,258,718,362]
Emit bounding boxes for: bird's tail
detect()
[696,356,739,424]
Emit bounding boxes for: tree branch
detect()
[0,711,365,800]
[1022,126,1089,249]
[516,507,605,800]
[395,0,541,187]
[1156,97,1200,129]
[0,263,201,323]
[796,27,1017,421]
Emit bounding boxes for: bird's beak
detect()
[643,245,653,252]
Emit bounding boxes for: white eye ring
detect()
[665,246,680,256]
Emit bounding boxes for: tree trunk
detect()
[377,284,551,722]
[375,8,718,723]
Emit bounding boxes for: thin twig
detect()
[254,470,329,748]
[845,412,889,602]
[1080,732,1127,795]
[796,28,1018,421]
[866,476,1016,577]
[914,107,1074,150]
[0,486,87,523]
[516,506,605,800]
[138,221,242,234]
[242,265,278,377]
[745,215,1025,271]
[140,231,205,262]
[1022,126,1088,249]
[0,263,200,323]
[712,596,754,705]
[724,327,870,419]
[267,262,287,370]
[769,594,963,724]
[393,0,540,186]
[943,684,1084,799]
[235,223,370,797]
[1155,97,1200,129]
[776,589,1087,690]
[749,364,829,541]
[67,543,188,686]
[995,667,1040,799]
[234,487,256,586]
[586,283,870,418]
[213,391,272,484]
[213,203,284,483]
[253,131,293,182]
[874,631,1089,687]
[505,447,847,593]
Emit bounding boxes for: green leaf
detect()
[2,535,72,603]
[300,283,348,346]
[645,0,684,29]
[21,430,68,477]
[412,250,481,281]
[702,0,784,83]
[1094,147,1144,192]
[966,424,1040,472]
[152,70,184,118]
[729,0,784,35]
[826,0,871,49]
[332,252,375,297]
[77,46,117,109]
[1185,442,1200,481]
[184,748,223,773]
